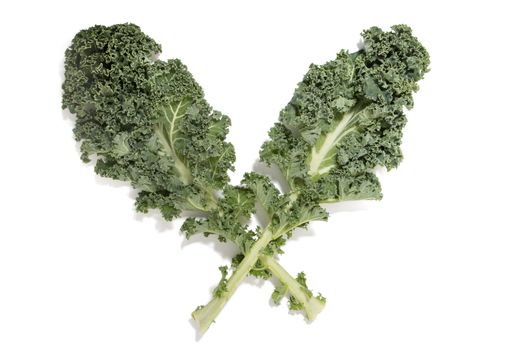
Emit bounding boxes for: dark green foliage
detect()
[260,25,430,203]
[64,24,429,333]
[62,24,235,220]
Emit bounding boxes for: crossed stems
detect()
[189,190,325,335]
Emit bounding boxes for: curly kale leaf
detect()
[260,25,430,202]
[62,24,235,219]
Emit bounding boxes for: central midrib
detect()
[308,111,359,177]
[157,100,193,185]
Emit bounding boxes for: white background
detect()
[1,0,524,349]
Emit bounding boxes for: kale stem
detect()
[192,227,274,335]
[260,255,325,320]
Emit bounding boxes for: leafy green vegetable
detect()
[63,24,235,217]
[63,23,429,336]
[261,25,429,201]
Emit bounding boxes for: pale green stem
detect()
[260,255,325,320]
[192,228,274,335]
